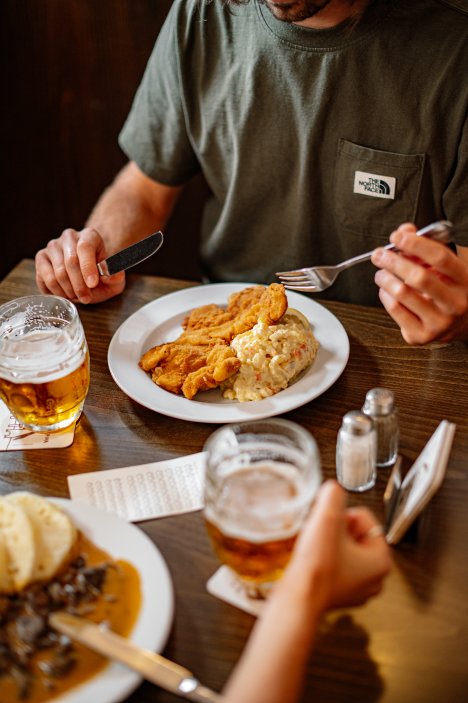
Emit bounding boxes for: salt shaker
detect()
[336,410,377,492]
[362,388,399,467]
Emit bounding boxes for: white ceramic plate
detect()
[49,498,174,703]
[108,283,350,423]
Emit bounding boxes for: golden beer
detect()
[0,296,90,431]
[0,351,89,430]
[204,461,319,595]
[205,514,297,584]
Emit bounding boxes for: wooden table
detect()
[1,259,467,703]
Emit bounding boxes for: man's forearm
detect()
[85,184,158,255]
[85,162,183,256]
[222,587,323,703]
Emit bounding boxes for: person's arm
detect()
[85,161,182,251]
[35,161,183,304]
[222,481,392,703]
[371,223,468,344]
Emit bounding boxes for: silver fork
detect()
[276,220,454,293]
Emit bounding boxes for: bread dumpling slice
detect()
[0,528,15,593]
[6,492,77,583]
[0,496,36,592]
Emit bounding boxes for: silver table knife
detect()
[49,612,223,702]
[97,230,164,276]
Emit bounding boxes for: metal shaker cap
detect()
[341,410,374,436]
[363,388,395,416]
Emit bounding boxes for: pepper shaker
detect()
[336,410,377,492]
[362,388,399,467]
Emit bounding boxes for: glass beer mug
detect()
[204,418,322,598]
[0,295,90,431]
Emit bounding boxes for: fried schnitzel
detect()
[139,283,287,399]
[181,285,266,331]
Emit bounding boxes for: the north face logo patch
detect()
[353,170,396,200]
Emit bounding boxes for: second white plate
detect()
[107,283,350,423]
[49,499,174,703]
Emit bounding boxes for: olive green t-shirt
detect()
[119,0,468,305]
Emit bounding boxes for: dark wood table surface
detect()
[1,259,467,703]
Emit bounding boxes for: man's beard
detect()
[260,0,333,23]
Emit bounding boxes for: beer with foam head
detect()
[203,419,321,597]
[0,296,90,431]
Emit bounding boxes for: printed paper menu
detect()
[68,452,207,522]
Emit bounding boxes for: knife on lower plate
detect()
[49,612,223,702]
[97,230,164,276]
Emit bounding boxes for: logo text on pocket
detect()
[353,171,396,200]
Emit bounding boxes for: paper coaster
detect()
[0,401,75,451]
[68,452,207,522]
[207,566,266,617]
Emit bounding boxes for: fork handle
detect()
[337,220,454,271]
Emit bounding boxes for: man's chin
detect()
[261,0,333,24]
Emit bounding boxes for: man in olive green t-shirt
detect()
[35,0,468,345]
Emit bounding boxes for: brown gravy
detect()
[2,533,141,703]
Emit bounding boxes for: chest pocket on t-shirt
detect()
[334,139,426,239]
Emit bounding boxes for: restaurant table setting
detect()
[1,258,467,703]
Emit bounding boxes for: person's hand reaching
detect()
[281,480,392,612]
[222,481,392,703]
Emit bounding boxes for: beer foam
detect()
[0,328,86,383]
[205,461,314,542]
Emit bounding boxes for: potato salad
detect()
[222,310,319,402]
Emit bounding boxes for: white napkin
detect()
[386,419,456,544]
[207,566,266,617]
